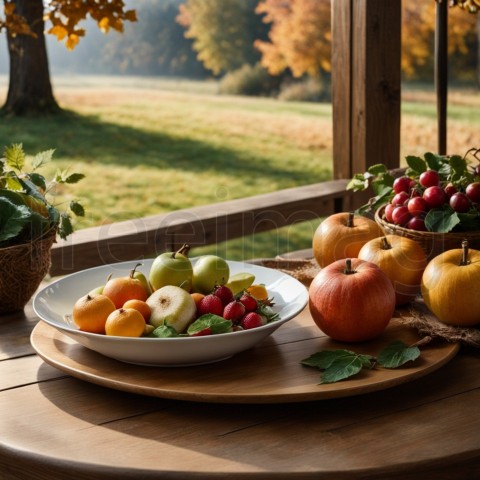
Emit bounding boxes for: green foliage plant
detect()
[347,149,480,233]
[0,144,85,248]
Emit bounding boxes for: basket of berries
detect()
[347,149,480,260]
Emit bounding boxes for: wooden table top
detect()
[1,263,480,479]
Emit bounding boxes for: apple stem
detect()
[460,240,471,266]
[172,243,191,259]
[347,212,355,228]
[343,258,355,274]
[381,237,392,250]
[130,262,143,278]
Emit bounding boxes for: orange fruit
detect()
[102,264,148,308]
[246,284,269,301]
[123,299,151,322]
[191,292,205,309]
[105,308,146,337]
[72,294,116,334]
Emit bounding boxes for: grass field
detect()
[1,75,479,259]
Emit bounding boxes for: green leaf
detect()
[405,155,427,174]
[69,200,85,217]
[377,341,420,368]
[5,175,23,191]
[424,152,443,171]
[58,213,74,240]
[346,173,368,192]
[320,356,366,384]
[449,155,467,176]
[0,198,31,244]
[28,173,47,192]
[64,173,86,184]
[149,325,178,338]
[367,164,389,175]
[302,350,374,384]
[31,149,54,170]
[4,144,25,171]
[256,303,279,323]
[424,207,460,233]
[187,314,233,336]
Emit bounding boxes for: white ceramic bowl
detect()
[33,259,308,366]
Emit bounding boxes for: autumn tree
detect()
[0,0,136,116]
[177,0,269,76]
[254,0,331,79]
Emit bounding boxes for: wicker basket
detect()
[375,206,480,261]
[0,229,56,314]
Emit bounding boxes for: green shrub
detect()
[278,77,331,103]
[219,63,281,97]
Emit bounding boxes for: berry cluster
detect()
[384,166,480,231]
[195,285,277,333]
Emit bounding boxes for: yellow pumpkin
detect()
[358,235,428,306]
[312,212,384,268]
[421,241,480,326]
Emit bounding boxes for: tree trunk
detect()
[1,0,60,116]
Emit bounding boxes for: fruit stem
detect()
[460,240,471,266]
[130,263,143,278]
[343,258,356,275]
[381,237,392,250]
[347,212,355,228]
[172,243,191,259]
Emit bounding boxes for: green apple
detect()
[192,255,230,294]
[149,244,193,292]
[146,285,197,333]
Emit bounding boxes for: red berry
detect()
[392,205,411,226]
[384,203,395,223]
[406,216,427,231]
[466,182,480,203]
[393,176,411,194]
[407,196,428,216]
[213,285,234,306]
[444,183,457,199]
[241,312,265,330]
[423,186,446,209]
[223,301,245,322]
[197,294,224,316]
[239,293,257,312]
[392,191,409,206]
[419,170,440,188]
[191,327,213,336]
[449,192,471,213]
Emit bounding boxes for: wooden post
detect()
[331,0,402,180]
[435,0,448,155]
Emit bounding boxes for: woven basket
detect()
[375,206,480,261]
[0,229,56,314]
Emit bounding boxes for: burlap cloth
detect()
[252,256,480,348]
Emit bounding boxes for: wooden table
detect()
[1,264,480,480]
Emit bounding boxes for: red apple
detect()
[309,258,396,342]
[358,235,428,306]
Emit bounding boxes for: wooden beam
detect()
[332,0,402,179]
[435,0,448,155]
[49,180,353,276]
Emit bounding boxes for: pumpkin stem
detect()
[381,237,392,250]
[347,212,355,228]
[172,243,191,259]
[460,240,471,266]
[343,258,356,274]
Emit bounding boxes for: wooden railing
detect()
[50,179,357,276]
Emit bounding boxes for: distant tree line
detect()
[1,0,479,116]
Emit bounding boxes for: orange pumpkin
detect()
[421,241,480,326]
[358,235,427,306]
[312,212,383,268]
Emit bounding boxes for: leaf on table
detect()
[377,341,420,369]
[301,350,375,384]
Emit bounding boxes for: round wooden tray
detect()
[31,306,460,404]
